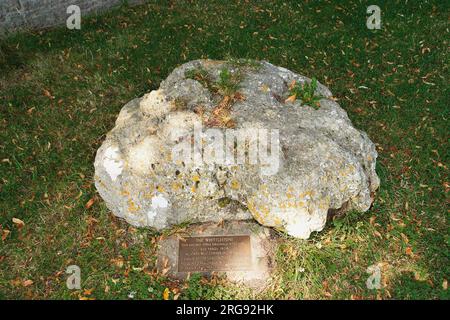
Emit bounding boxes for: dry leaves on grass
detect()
[1,228,10,241]
[42,89,54,99]
[111,256,125,269]
[85,197,96,209]
[22,279,34,287]
[78,288,96,300]
[405,247,413,257]
[12,217,25,229]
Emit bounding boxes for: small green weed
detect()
[217,67,241,96]
[287,77,323,109]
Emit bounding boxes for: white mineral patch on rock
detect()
[147,193,170,222]
[127,136,161,175]
[159,111,202,142]
[102,146,123,181]
[281,208,327,239]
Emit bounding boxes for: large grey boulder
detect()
[94,59,379,239]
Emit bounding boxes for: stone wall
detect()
[0,0,145,36]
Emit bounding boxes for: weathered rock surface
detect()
[94,59,379,239]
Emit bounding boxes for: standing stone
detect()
[94,59,380,239]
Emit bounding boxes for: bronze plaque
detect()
[178,235,252,272]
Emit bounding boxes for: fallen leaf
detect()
[400,233,409,244]
[2,229,10,241]
[373,230,382,239]
[111,257,124,268]
[43,89,54,99]
[163,287,170,300]
[405,247,413,256]
[83,288,93,296]
[12,218,25,229]
[443,279,447,290]
[285,94,297,103]
[22,279,33,287]
[85,198,95,209]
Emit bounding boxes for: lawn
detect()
[0,0,448,299]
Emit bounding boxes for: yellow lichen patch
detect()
[260,84,270,92]
[247,199,263,224]
[247,198,271,225]
[127,199,139,212]
[338,165,356,177]
[257,184,269,196]
[157,185,165,193]
[306,190,315,197]
[97,179,108,189]
[261,205,270,217]
[286,191,294,199]
[230,179,240,190]
[278,200,307,210]
[171,182,182,191]
[319,201,330,210]
[273,217,283,227]
[253,212,264,225]
[165,150,172,162]
[247,199,255,212]
[191,185,197,193]
[143,192,154,199]
[299,190,315,199]
[192,174,200,182]
[121,189,130,196]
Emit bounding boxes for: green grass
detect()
[0,0,448,299]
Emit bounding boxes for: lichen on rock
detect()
[94,59,380,239]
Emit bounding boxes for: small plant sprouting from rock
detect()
[184,66,241,97]
[185,65,245,129]
[217,67,241,96]
[285,77,323,109]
